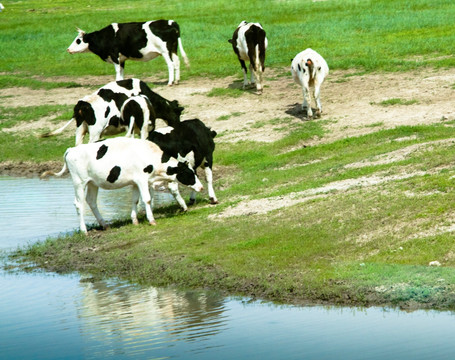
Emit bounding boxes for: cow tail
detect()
[40,149,70,179]
[40,118,75,138]
[258,30,266,72]
[178,37,190,68]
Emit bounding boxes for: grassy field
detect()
[4,0,455,309]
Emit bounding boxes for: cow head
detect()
[166,153,203,192]
[67,28,90,54]
[164,100,184,127]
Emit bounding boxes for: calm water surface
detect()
[1,176,455,359]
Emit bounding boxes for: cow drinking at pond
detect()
[67,20,189,85]
[41,137,203,235]
[291,48,329,119]
[228,21,267,94]
[148,118,218,205]
[41,78,183,145]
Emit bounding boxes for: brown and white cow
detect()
[67,20,190,85]
[41,137,203,234]
[228,21,268,93]
[291,48,329,119]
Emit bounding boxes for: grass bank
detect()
[13,121,455,310]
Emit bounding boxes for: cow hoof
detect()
[132,219,139,225]
[210,198,219,205]
[188,199,195,206]
[149,220,157,226]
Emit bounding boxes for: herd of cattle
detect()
[41,19,329,235]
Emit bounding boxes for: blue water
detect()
[1,176,455,359]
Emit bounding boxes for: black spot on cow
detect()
[106,166,121,183]
[161,152,171,163]
[149,20,180,56]
[83,25,117,63]
[143,165,154,173]
[104,107,110,118]
[96,144,108,160]
[73,100,96,127]
[115,23,148,59]
[97,88,128,110]
[116,79,135,91]
[108,115,120,128]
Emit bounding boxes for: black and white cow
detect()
[41,137,203,235]
[121,95,155,140]
[41,78,183,145]
[228,21,268,93]
[148,119,218,205]
[67,20,189,85]
[291,48,329,119]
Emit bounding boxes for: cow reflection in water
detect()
[79,280,226,343]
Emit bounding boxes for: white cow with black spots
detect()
[67,20,189,85]
[41,137,203,235]
[291,48,329,119]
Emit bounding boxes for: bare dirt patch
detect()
[2,68,455,177]
[2,68,455,143]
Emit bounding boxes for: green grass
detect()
[5,0,455,310]
[1,0,455,83]
[375,98,419,106]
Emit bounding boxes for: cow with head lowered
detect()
[67,20,190,85]
[148,119,218,206]
[41,78,183,146]
[41,137,203,235]
[228,21,268,94]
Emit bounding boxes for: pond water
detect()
[1,175,455,359]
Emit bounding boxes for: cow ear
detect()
[176,106,184,116]
[76,27,85,35]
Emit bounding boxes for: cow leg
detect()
[204,166,218,204]
[75,124,87,146]
[130,185,140,225]
[249,63,256,87]
[239,59,249,89]
[140,121,149,140]
[172,53,180,85]
[136,181,156,225]
[85,182,108,230]
[114,61,125,81]
[301,85,313,118]
[314,82,323,118]
[168,181,188,211]
[87,125,103,143]
[162,52,175,86]
[73,183,88,235]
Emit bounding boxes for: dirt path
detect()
[2,68,455,145]
[1,67,455,179]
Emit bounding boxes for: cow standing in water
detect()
[228,21,268,94]
[67,20,190,85]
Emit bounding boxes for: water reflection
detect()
[79,280,227,358]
